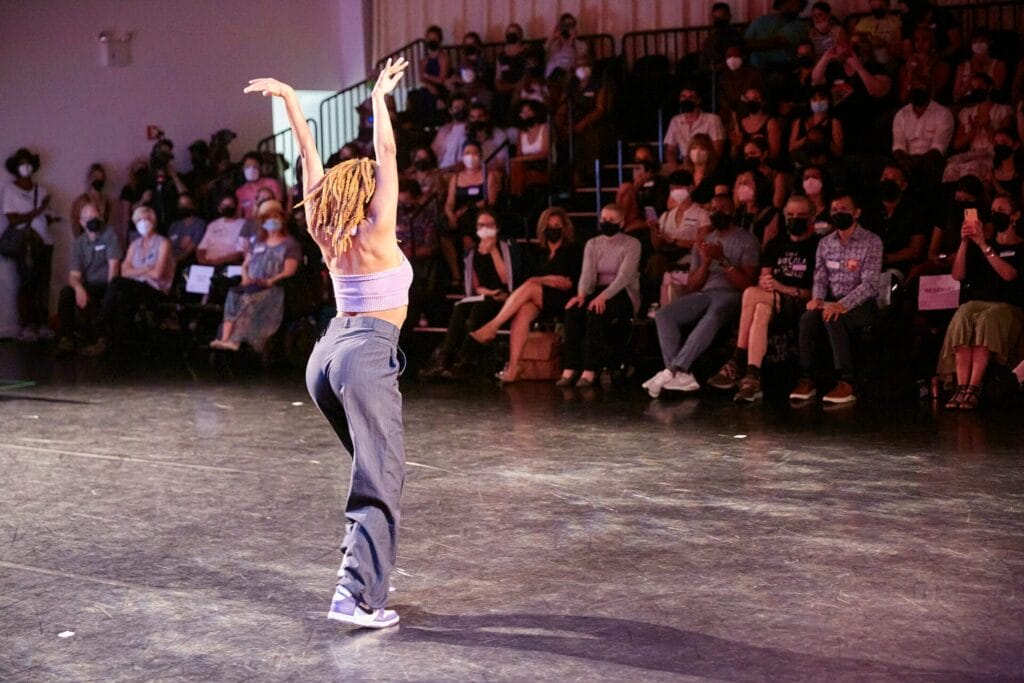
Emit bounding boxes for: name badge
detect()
[827,259,841,270]
[846,258,860,271]
[253,245,267,254]
[94,244,106,252]
[584,91,595,98]
[999,250,1016,258]
[467,186,481,196]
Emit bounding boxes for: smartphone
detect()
[964,208,978,224]
[644,206,658,222]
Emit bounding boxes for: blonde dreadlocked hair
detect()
[297,157,377,253]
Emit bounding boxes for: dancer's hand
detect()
[244,78,294,99]
[373,57,409,96]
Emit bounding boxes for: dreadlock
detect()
[297,157,376,253]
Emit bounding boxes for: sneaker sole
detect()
[789,392,816,401]
[822,396,856,404]
[735,392,763,403]
[662,384,700,393]
[708,381,738,390]
[327,610,400,629]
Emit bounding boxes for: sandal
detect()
[959,385,982,411]
[944,385,968,410]
[494,363,523,383]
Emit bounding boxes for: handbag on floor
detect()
[520,330,562,380]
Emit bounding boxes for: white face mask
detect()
[575,66,591,81]
[802,177,823,195]
[810,100,829,114]
[18,163,33,178]
[462,154,479,170]
[670,188,690,204]
[725,56,743,72]
[971,41,988,56]
[243,166,260,182]
[263,218,282,232]
[476,227,497,240]
[736,184,755,203]
[135,219,153,236]
[460,68,477,84]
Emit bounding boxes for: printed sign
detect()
[918,274,960,311]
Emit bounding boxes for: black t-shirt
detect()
[496,51,525,85]
[763,233,819,290]
[474,249,504,291]
[861,197,928,274]
[636,176,670,217]
[961,241,1024,308]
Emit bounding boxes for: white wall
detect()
[0,0,368,321]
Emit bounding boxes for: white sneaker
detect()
[662,370,700,393]
[642,368,675,397]
[327,586,400,629]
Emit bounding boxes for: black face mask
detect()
[963,89,990,105]
[91,179,105,191]
[413,158,432,171]
[871,8,887,19]
[742,101,763,116]
[598,220,620,236]
[880,179,902,202]
[797,55,815,69]
[452,109,469,122]
[517,116,537,130]
[560,28,571,39]
[830,212,855,230]
[220,205,237,218]
[85,218,103,233]
[464,46,479,58]
[544,227,563,243]
[994,144,1013,163]
[743,156,762,172]
[991,212,1013,233]
[178,207,197,219]
[506,33,521,44]
[781,11,798,21]
[710,212,732,231]
[713,17,730,28]
[678,100,697,114]
[908,88,930,107]
[787,217,809,236]
[426,39,440,51]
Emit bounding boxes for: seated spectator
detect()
[431,94,470,170]
[939,195,1023,410]
[645,194,760,397]
[808,1,844,56]
[789,85,844,164]
[209,200,300,352]
[509,100,550,196]
[664,84,726,166]
[99,206,174,354]
[708,194,818,401]
[892,80,954,197]
[799,165,834,233]
[790,193,882,405]
[236,151,282,219]
[545,13,588,83]
[445,140,500,238]
[648,170,711,304]
[944,73,1013,183]
[421,210,517,379]
[683,133,729,204]
[182,140,213,208]
[900,0,962,62]
[556,53,611,186]
[197,193,252,267]
[405,146,444,203]
[557,204,640,388]
[395,179,441,325]
[471,208,582,381]
[740,137,788,212]
[952,29,1007,104]
[899,27,950,104]
[744,0,808,73]
[992,128,1023,206]
[325,142,361,169]
[147,141,188,233]
[789,40,819,99]
[56,202,122,355]
[730,86,783,161]
[513,48,549,109]
[466,103,508,172]
[617,157,668,234]
[449,34,494,110]
[494,23,527,123]
[407,25,450,123]
[70,163,112,236]
[734,169,782,246]
[718,46,767,124]
[701,2,743,72]
[119,160,154,238]
[860,161,927,278]
[854,0,901,55]
[928,175,988,265]
[167,193,207,268]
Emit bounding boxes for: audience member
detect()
[928,175,988,265]
[648,170,711,304]
[944,73,1013,183]
[718,46,767,123]
[396,178,441,325]
[509,100,550,196]
[808,2,844,56]
[800,165,834,232]
[449,34,495,110]
[196,193,252,267]
[860,162,927,278]
[545,13,589,83]
[901,0,962,61]
[744,0,808,73]
[899,27,949,104]
[952,28,1007,104]
[70,164,112,235]
[734,170,782,247]
[408,25,450,123]
[854,0,901,55]
[789,85,844,165]
[167,193,207,267]
[892,80,954,196]
[992,128,1023,205]
[741,137,788,212]
[444,140,499,240]
[494,23,527,123]
[236,151,282,220]
[664,84,726,165]
[730,86,783,161]
[466,104,508,172]
[618,157,668,233]
[558,53,610,186]
[405,146,444,203]
[701,2,743,72]
[683,133,728,204]
[148,141,188,233]
[432,94,471,170]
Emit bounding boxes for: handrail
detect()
[621,23,750,72]
[256,118,319,170]
[318,81,372,162]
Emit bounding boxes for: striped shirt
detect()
[812,225,883,309]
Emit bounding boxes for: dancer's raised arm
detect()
[367,57,409,225]
[243,78,324,197]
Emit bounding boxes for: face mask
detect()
[710,211,732,231]
[713,17,730,28]
[743,156,761,172]
[874,48,891,64]
[797,55,815,68]
[871,7,887,19]
[560,26,573,39]
[544,227,563,243]
[781,11,798,21]
[91,178,105,191]
[452,109,468,122]
[413,158,432,171]
[243,167,259,182]
[909,88,930,107]
[972,41,988,56]
[787,217,809,235]
[460,68,476,84]
[880,179,902,202]
[991,212,1012,233]
[220,205,236,218]
[678,99,697,114]
[575,66,591,81]
[85,218,103,233]
[136,219,153,236]
[726,56,743,71]
[964,89,989,105]
[426,39,440,51]
[464,46,479,58]
[462,154,479,170]
[830,212,855,230]
[598,220,620,236]
[178,207,196,219]
[506,33,521,44]
[263,218,282,232]
[18,163,33,178]
[802,177,823,195]
[736,184,755,203]
[742,101,763,116]
[670,188,690,204]
[517,116,537,130]
[476,227,497,240]
[689,148,709,164]
[994,144,1013,163]
[810,100,829,114]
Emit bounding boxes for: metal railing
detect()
[845,1,1024,36]
[318,81,372,161]
[256,118,318,173]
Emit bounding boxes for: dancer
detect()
[244,57,411,629]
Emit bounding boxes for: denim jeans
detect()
[655,288,741,372]
[798,301,877,379]
[306,316,406,609]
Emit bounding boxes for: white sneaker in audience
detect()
[662,371,700,393]
[642,368,675,397]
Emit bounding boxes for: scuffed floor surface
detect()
[1,358,1022,680]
